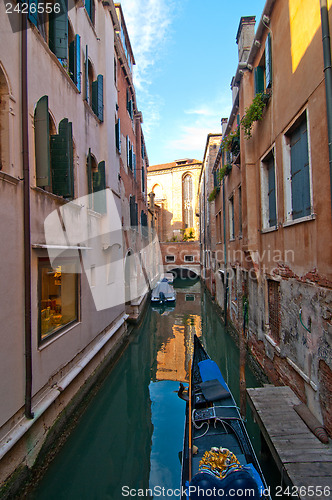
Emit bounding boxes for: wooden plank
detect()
[246,385,332,499]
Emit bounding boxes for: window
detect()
[185,295,195,302]
[141,165,145,193]
[84,47,103,121]
[238,185,242,236]
[126,137,135,174]
[69,33,81,92]
[165,255,175,263]
[255,33,272,94]
[261,150,277,228]
[115,118,121,153]
[87,149,106,213]
[283,113,312,221]
[85,0,95,24]
[267,279,280,345]
[130,195,138,228]
[38,258,78,343]
[184,255,194,262]
[48,0,68,60]
[126,88,133,119]
[34,96,74,199]
[229,195,234,240]
[141,211,148,238]
[183,174,193,229]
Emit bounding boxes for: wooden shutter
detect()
[92,75,103,121]
[290,119,311,219]
[130,196,135,227]
[133,152,136,178]
[28,0,38,26]
[35,96,50,187]
[115,118,121,153]
[254,66,265,95]
[265,33,272,89]
[49,0,68,60]
[69,34,81,91]
[87,148,92,195]
[141,166,145,193]
[267,156,277,227]
[126,136,130,167]
[50,118,74,198]
[85,45,89,102]
[93,161,106,213]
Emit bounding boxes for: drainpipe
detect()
[222,178,228,326]
[22,13,34,419]
[320,0,332,215]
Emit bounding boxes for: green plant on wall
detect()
[217,164,232,184]
[208,187,218,202]
[241,92,270,139]
[221,126,240,152]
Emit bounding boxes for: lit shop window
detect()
[38,260,78,342]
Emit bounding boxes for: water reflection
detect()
[29,279,265,500]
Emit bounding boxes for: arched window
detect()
[34,96,74,198]
[152,184,163,201]
[183,174,193,229]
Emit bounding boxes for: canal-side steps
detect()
[247,386,332,500]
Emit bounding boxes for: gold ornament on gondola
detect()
[199,447,241,479]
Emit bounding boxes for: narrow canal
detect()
[28,279,282,500]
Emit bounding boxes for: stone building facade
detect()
[201,4,332,434]
[0,0,150,491]
[147,159,202,242]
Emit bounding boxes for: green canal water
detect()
[28,280,282,500]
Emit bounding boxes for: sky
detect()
[119,0,267,166]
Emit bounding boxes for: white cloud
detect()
[119,0,175,91]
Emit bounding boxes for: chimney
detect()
[236,16,256,63]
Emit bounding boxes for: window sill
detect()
[282,213,316,228]
[229,238,235,242]
[38,321,80,350]
[265,333,281,353]
[0,171,20,185]
[83,100,103,124]
[30,25,81,95]
[261,225,278,234]
[32,186,71,204]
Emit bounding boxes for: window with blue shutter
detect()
[290,117,311,219]
[267,155,277,227]
[254,66,265,95]
[28,0,38,26]
[265,33,272,89]
[50,118,74,199]
[92,75,103,122]
[133,152,136,179]
[69,34,81,91]
[49,0,68,60]
[34,96,51,188]
[115,118,121,153]
[92,161,107,213]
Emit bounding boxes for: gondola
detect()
[179,335,271,499]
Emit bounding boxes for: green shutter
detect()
[265,33,272,89]
[92,75,103,121]
[85,45,89,102]
[50,118,74,198]
[28,0,38,26]
[92,161,106,213]
[87,148,92,195]
[141,165,145,192]
[49,0,68,60]
[254,66,265,95]
[291,119,311,219]
[267,157,277,227]
[133,152,136,178]
[115,118,121,152]
[35,96,50,187]
[69,34,81,90]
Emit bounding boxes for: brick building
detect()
[202,3,332,433]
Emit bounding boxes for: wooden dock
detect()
[247,386,332,500]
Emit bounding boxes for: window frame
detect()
[165,255,175,263]
[282,109,313,224]
[38,257,79,345]
[260,147,278,231]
